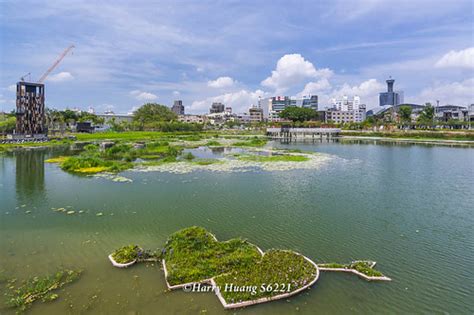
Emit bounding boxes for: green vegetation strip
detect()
[5,269,82,311]
[237,154,309,162]
[233,137,267,147]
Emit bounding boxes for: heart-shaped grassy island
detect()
[162,226,319,308]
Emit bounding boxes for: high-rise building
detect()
[301,95,318,111]
[268,96,296,121]
[171,100,185,115]
[15,81,45,135]
[379,77,404,106]
[210,102,225,114]
[331,95,361,111]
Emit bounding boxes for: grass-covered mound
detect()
[111,245,140,264]
[214,250,317,303]
[56,142,184,174]
[5,269,81,311]
[163,227,261,286]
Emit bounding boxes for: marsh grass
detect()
[5,269,82,311]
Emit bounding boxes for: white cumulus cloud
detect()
[47,71,74,82]
[261,54,333,93]
[207,76,235,88]
[7,85,16,92]
[297,79,332,97]
[435,47,474,69]
[308,78,384,109]
[190,89,268,114]
[130,90,158,101]
[413,78,474,105]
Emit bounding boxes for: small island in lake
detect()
[109,226,391,309]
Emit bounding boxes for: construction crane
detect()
[37,44,75,83]
[20,72,31,81]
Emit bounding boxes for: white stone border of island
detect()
[210,251,320,309]
[318,261,392,281]
[108,254,137,268]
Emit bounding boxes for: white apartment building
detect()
[326,95,366,123]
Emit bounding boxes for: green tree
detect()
[0,115,16,134]
[133,103,177,129]
[279,107,317,123]
[398,105,412,124]
[417,104,435,127]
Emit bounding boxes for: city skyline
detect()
[0,0,473,114]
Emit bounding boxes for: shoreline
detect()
[339,135,474,146]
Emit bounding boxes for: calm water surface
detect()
[0,141,473,314]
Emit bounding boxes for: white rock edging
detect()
[318,261,392,281]
[108,254,136,268]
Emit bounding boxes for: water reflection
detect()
[15,149,46,202]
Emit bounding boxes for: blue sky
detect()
[0,0,473,114]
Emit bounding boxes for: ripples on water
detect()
[0,142,473,314]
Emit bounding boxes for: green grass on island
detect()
[319,261,384,277]
[214,250,317,303]
[232,137,267,147]
[5,269,82,311]
[192,158,223,165]
[163,226,261,286]
[237,154,309,162]
[40,134,311,175]
[111,245,140,264]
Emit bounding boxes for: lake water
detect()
[1,141,473,314]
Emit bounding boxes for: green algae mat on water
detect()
[4,269,82,312]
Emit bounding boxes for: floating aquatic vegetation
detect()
[93,173,133,183]
[44,156,68,163]
[133,150,332,174]
[5,269,82,311]
[236,154,309,162]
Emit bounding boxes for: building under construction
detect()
[15,81,45,135]
[12,45,74,139]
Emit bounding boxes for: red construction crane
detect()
[38,45,75,83]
